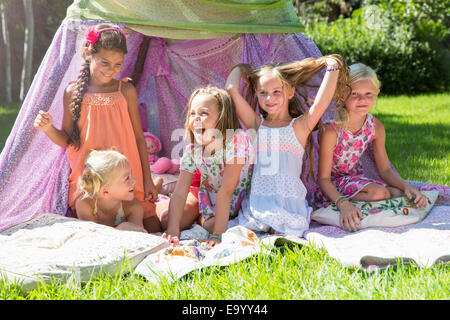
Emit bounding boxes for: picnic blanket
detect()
[135,181,449,283]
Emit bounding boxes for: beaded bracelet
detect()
[326,65,340,72]
[207,232,222,241]
[335,195,349,207]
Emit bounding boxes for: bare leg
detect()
[157,192,200,232]
[153,176,164,194]
[198,215,215,234]
[351,183,391,202]
[387,186,403,198]
[143,215,162,233]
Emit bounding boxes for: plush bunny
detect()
[143,132,180,174]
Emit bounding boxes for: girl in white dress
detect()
[226,55,348,237]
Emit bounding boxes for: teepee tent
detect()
[0,0,380,232]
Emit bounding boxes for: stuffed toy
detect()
[143,132,180,174]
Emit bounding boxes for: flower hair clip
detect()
[85,27,127,46]
[86,29,101,46]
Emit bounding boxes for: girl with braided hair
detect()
[33,24,162,232]
[76,149,147,232]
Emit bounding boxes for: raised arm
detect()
[122,81,156,201]
[225,64,260,130]
[304,57,341,132]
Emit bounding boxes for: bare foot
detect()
[153,176,164,195]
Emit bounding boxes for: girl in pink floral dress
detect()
[316,63,426,232]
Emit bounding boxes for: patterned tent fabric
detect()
[65,0,304,39]
[0,17,326,232]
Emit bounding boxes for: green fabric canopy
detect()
[65,0,303,39]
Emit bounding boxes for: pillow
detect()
[311,191,440,229]
[0,213,167,291]
[152,173,179,195]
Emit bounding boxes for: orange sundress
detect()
[66,79,156,218]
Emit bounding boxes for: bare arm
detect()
[317,125,363,231]
[372,119,406,189]
[317,125,342,202]
[295,58,340,146]
[165,170,194,238]
[122,82,156,201]
[117,199,148,233]
[372,118,426,207]
[225,65,260,130]
[212,159,246,235]
[75,197,96,222]
[33,86,74,148]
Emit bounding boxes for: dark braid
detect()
[67,23,128,149]
[68,60,91,149]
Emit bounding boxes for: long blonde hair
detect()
[77,149,129,216]
[334,63,381,128]
[235,54,349,180]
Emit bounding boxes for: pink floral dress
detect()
[314,114,386,207]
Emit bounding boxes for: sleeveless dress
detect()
[314,113,386,207]
[66,79,156,218]
[238,116,312,237]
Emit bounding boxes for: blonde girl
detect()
[76,150,147,233]
[161,85,254,246]
[226,54,348,237]
[316,63,426,232]
[33,24,162,232]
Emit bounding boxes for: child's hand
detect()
[404,185,427,208]
[325,57,339,68]
[203,237,221,248]
[338,200,362,232]
[162,232,180,246]
[34,110,53,132]
[144,178,158,202]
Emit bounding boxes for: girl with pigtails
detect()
[76,150,147,232]
[33,24,163,232]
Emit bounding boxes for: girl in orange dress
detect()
[33,24,163,232]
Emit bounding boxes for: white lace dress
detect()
[238,116,312,237]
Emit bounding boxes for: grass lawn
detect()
[0,101,21,153]
[0,93,449,300]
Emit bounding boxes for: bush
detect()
[304,1,449,94]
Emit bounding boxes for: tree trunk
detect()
[0,1,12,102]
[20,0,34,101]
